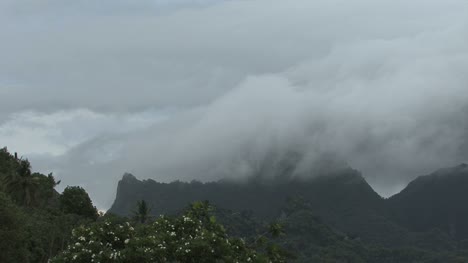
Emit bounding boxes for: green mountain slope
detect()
[388,164,468,241]
[109,164,468,252]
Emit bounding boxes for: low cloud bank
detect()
[1,0,467,208]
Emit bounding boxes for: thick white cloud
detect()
[1,0,468,208]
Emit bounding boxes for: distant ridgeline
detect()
[109,164,468,250]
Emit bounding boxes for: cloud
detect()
[0,109,168,156]
[1,0,468,208]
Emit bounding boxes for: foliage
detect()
[0,147,17,182]
[23,208,93,263]
[2,158,41,206]
[133,200,151,223]
[0,192,29,263]
[4,146,468,262]
[0,147,99,262]
[60,186,99,220]
[388,164,468,241]
[0,147,60,208]
[34,172,60,206]
[52,201,290,263]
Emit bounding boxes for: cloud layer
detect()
[1,0,468,208]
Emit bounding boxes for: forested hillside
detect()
[0,147,98,262]
[0,148,290,263]
[4,145,468,262]
[109,163,468,262]
[388,164,468,241]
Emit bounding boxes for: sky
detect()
[1,0,468,209]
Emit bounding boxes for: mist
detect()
[1,0,468,209]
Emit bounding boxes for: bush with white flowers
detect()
[51,202,289,263]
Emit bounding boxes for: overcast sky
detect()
[1,0,468,209]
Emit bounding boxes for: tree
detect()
[0,192,28,263]
[59,186,98,220]
[0,147,16,181]
[34,173,60,207]
[3,159,40,206]
[133,200,151,223]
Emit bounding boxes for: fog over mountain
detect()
[1,0,468,209]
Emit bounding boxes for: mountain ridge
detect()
[109,163,468,249]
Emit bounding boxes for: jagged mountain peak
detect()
[122,172,138,181]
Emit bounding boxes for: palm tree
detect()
[3,159,40,206]
[133,200,151,223]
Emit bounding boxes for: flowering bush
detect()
[51,202,289,263]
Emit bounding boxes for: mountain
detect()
[388,163,468,241]
[107,163,468,261]
[109,164,468,249]
[109,168,408,247]
[109,168,384,219]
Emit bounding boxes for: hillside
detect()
[388,163,468,241]
[108,164,468,261]
[109,165,468,250]
[109,169,389,236]
[109,168,383,217]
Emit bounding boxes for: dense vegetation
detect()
[4,145,468,262]
[388,164,468,241]
[0,148,288,262]
[52,201,290,263]
[0,147,99,262]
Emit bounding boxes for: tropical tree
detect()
[0,147,16,180]
[35,172,60,207]
[133,200,151,223]
[2,159,40,206]
[60,186,98,220]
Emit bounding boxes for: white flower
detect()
[124,239,130,244]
